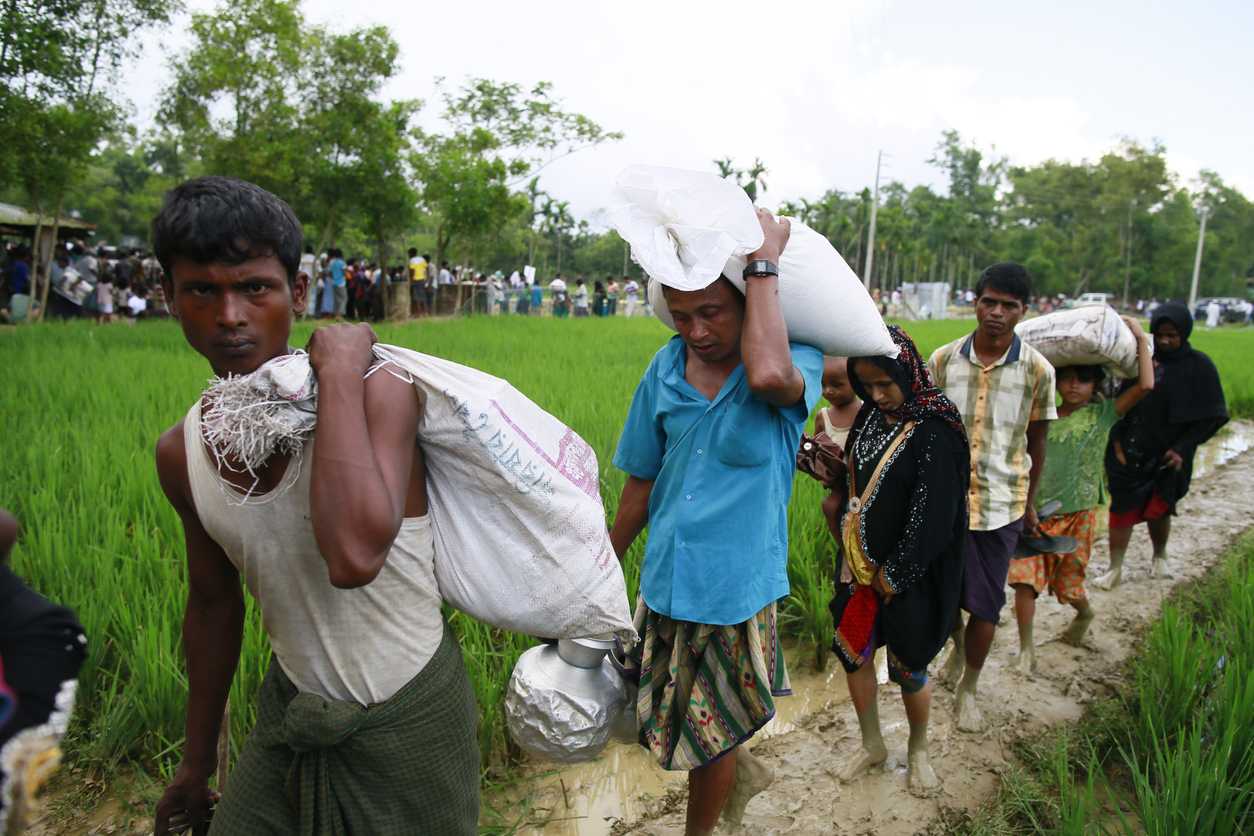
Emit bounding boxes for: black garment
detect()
[1106,304,1227,515]
[836,410,969,672]
[0,564,86,751]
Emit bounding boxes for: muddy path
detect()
[596,421,1254,836]
[21,424,1254,836]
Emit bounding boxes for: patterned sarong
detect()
[623,599,789,772]
[210,623,480,835]
[1007,507,1097,604]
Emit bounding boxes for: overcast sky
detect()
[123,0,1253,226]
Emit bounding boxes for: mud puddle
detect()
[1192,421,1251,479]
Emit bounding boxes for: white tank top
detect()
[184,399,445,705]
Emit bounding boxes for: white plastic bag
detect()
[613,165,896,358]
[372,345,637,642]
[1014,305,1138,377]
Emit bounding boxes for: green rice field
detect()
[3,314,1253,796]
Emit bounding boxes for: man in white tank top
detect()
[149,177,479,836]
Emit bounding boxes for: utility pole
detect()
[1188,205,1209,310]
[863,150,882,291]
[1122,201,1134,310]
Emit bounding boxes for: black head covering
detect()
[1150,302,1194,363]
[1145,301,1227,426]
[846,325,968,443]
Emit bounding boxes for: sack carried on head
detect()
[1015,305,1138,377]
[610,164,897,359]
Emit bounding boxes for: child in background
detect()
[96,275,115,324]
[813,356,861,452]
[1007,315,1154,674]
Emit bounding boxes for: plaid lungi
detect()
[624,599,790,772]
[210,623,479,835]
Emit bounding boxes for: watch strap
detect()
[743,259,779,280]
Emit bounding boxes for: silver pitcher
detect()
[505,636,634,764]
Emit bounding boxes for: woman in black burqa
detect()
[1096,302,1228,588]
[819,325,969,798]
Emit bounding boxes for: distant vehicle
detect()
[1070,292,1115,308]
[1193,297,1247,322]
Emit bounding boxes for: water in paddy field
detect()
[1191,421,1252,479]
[508,640,862,835]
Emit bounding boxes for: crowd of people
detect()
[0,175,1234,836]
[0,241,171,324]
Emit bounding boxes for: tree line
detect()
[4,0,1251,307]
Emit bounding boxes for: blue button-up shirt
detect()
[613,336,824,625]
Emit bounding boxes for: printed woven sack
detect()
[1015,305,1138,377]
[372,346,636,642]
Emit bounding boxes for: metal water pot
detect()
[505,636,632,764]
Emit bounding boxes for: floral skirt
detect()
[1007,507,1097,604]
[623,599,789,771]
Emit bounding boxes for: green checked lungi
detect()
[624,599,790,772]
[210,623,479,835]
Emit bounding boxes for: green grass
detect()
[946,532,1254,836]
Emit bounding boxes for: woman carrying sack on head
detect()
[822,325,969,798]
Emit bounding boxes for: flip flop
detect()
[1014,535,1079,559]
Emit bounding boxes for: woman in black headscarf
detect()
[1096,302,1227,588]
[818,325,969,798]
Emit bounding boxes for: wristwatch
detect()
[743,259,779,280]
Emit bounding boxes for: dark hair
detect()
[1055,364,1106,384]
[408,248,418,257]
[422,253,430,261]
[305,245,313,254]
[974,262,1032,305]
[151,176,302,284]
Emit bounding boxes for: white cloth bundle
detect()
[199,348,636,642]
[1015,305,1138,377]
[611,164,897,358]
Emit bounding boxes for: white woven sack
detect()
[372,345,636,643]
[1015,305,1138,377]
[612,164,896,358]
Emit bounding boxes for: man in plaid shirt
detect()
[928,263,1055,731]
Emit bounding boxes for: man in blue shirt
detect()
[329,249,347,319]
[610,208,822,835]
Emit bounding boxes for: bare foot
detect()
[834,738,888,782]
[1014,646,1037,678]
[721,748,774,826]
[907,749,940,798]
[937,646,965,689]
[1060,610,1095,647]
[1094,566,1123,590]
[1152,558,1174,579]
[955,690,984,732]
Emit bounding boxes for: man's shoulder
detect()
[929,335,967,365]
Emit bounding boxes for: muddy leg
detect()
[955,616,994,732]
[937,614,966,688]
[1148,516,1173,577]
[1096,526,1132,589]
[1013,584,1037,676]
[1060,597,1095,646]
[903,682,938,797]
[686,749,738,836]
[835,660,887,782]
[721,747,774,826]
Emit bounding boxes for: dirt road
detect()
[621,423,1254,835]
